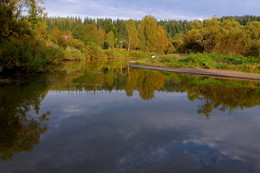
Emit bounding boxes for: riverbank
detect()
[129,65,260,81]
[135,54,260,74]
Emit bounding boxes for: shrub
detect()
[138,53,151,60]
[64,47,85,60]
[45,41,65,65]
[0,37,64,72]
[69,39,85,49]
[130,50,142,58]
[85,44,104,58]
[104,49,117,58]
[179,54,218,68]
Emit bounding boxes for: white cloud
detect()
[45,0,207,20]
[44,0,260,20]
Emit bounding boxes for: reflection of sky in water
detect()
[0,90,259,173]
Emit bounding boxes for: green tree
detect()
[214,19,245,55]
[201,17,221,53]
[0,0,65,72]
[0,0,31,40]
[244,21,260,57]
[181,29,204,53]
[49,26,69,47]
[105,31,115,49]
[26,0,46,30]
[84,24,99,45]
[72,24,99,46]
[97,28,106,48]
[72,25,87,43]
[172,17,260,57]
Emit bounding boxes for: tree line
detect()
[46,16,169,52]
[46,15,260,58]
[220,15,260,25]
[46,15,260,39]
[172,18,260,57]
[0,0,259,73]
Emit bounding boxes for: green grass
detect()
[137,53,260,74]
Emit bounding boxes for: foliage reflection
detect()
[0,60,259,159]
[49,61,260,117]
[0,82,50,160]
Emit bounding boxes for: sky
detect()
[44,0,260,20]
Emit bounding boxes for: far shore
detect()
[128,65,260,81]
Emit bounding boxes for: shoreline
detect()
[128,65,260,81]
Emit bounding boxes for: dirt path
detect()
[128,65,260,81]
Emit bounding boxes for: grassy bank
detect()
[135,53,260,74]
[61,48,153,62]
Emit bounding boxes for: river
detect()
[0,60,260,173]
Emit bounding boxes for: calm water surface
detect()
[0,60,260,173]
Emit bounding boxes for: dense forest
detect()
[46,15,260,38]
[0,0,259,73]
[220,15,260,25]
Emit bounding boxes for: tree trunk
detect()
[128,42,131,52]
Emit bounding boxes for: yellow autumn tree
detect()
[138,16,168,53]
[126,19,138,52]
[138,16,158,52]
[156,25,168,53]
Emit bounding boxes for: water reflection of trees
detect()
[126,69,165,100]
[162,74,260,117]
[188,85,260,117]
[2,61,259,160]
[0,82,50,160]
[52,61,166,100]
[48,61,260,117]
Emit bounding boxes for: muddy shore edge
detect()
[128,65,260,81]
